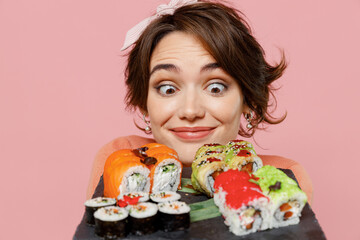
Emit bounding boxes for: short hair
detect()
[124,1,286,137]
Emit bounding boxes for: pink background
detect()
[1,0,359,239]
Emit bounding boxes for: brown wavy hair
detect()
[124,0,287,137]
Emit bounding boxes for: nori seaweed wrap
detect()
[94,206,128,238]
[84,197,116,225]
[158,201,190,232]
[128,202,158,235]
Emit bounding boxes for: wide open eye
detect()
[157,85,177,96]
[206,82,226,95]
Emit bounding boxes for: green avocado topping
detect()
[255,165,307,204]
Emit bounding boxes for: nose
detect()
[177,89,205,121]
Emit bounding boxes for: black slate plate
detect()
[74,168,326,240]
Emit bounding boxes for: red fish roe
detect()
[214,170,267,209]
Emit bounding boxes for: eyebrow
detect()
[150,64,179,76]
[149,62,220,76]
[201,62,220,72]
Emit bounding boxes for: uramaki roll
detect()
[224,140,262,173]
[103,143,181,198]
[103,160,150,199]
[213,170,270,236]
[194,143,225,161]
[103,149,137,171]
[145,144,179,158]
[148,153,182,193]
[254,165,307,228]
[191,155,226,197]
[103,150,140,197]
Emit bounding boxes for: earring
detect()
[143,114,152,134]
[245,111,254,129]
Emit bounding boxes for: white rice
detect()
[84,197,116,207]
[118,165,150,199]
[150,191,181,203]
[94,206,128,222]
[158,201,190,215]
[152,159,182,193]
[128,202,158,219]
[269,192,307,228]
[214,187,270,236]
[119,192,149,202]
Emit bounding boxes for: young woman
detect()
[86,0,313,203]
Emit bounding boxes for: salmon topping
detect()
[280,202,292,212]
[211,170,223,180]
[284,211,293,220]
[241,162,253,173]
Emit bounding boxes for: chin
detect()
[175,146,200,167]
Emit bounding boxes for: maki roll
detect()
[150,191,181,203]
[128,202,158,235]
[120,192,149,202]
[213,170,270,236]
[104,160,150,199]
[158,201,190,232]
[117,192,149,207]
[84,197,116,225]
[224,140,262,173]
[191,155,226,197]
[94,206,128,238]
[254,165,307,228]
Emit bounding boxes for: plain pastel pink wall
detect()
[1,0,359,239]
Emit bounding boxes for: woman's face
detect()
[147,31,246,166]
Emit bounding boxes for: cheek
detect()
[207,94,244,124]
[146,93,177,127]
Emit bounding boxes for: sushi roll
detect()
[191,155,226,197]
[148,153,183,193]
[142,143,179,158]
[150,191,181,203]
[194,143,225,161]
[223,140,262,173]
[254,165,307,228]
[128,202,159,235]
[213,170,270,236]
[157,201,190,232]
[103,160,151,199]
[103,143,182,198]
[120,191,149,202]
[94,206,128,238]
[117,192,150,207]
[84,197,116,225]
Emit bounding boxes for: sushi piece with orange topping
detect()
[103,143,182,199]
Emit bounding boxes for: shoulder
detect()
[259,154,313,205]
[259,154,300,169]
[95,135,156,165]
[98,135,155,154]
